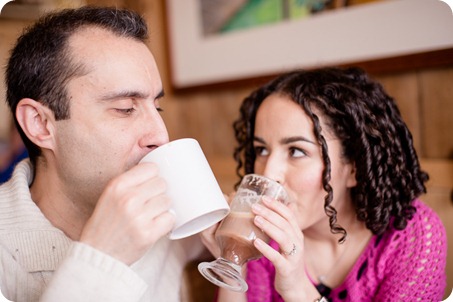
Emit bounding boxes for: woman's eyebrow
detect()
[253,136,266,144]
[281,136,316,145]
[253,136,315,145]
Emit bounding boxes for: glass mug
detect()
[198,174,288,292]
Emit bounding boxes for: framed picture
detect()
[166,0,453,89]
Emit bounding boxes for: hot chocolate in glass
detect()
[198,174,288,292]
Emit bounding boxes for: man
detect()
[0,6,202,301]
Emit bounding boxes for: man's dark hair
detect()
[5,6,149,165]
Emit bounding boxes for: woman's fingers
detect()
[252,197,301,247]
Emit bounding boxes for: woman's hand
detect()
[251,197,319,301]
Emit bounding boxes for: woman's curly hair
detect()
[233,67,428,242]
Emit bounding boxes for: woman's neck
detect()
[303,204,372,288]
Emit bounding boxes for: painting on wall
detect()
[201,0,339,36]
[199,0,382,37]
[166,0,453,89]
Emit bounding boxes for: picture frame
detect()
[165,0,453,90]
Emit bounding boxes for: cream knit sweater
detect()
[0,160,203,302]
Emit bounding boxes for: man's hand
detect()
[80,162,175,265]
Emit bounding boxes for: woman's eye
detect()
[254,146,269,156]
[289,147,306,158]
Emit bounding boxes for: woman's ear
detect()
[346,162,357,188]
[15,98,56,151]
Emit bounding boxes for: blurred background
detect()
[0,0,452,300]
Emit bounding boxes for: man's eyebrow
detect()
[98,90,148,101]
[98,89,164,101]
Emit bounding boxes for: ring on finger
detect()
[282,243,297,256]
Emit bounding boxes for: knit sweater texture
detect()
[246,199,447,302]
[0,160,203,302]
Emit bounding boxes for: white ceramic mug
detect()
[140,138,230,240]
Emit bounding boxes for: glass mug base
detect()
[198,258,248,292]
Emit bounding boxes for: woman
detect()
[201,67,447,301]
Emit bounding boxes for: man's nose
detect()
[139,107,169,150]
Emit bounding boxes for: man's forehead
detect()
[68,25,120,46]
[66,26,144,72]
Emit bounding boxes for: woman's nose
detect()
[262,155,284,185]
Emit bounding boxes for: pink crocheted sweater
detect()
[245,199,447,302]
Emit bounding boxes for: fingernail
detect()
[168,209,176,217]
[254,215,264,225]
[252,203,263,213]
[261,196,272,204]
[254,237,264,247]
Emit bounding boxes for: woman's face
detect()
[253,94,356,231]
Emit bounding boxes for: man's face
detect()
[53,27,169,206]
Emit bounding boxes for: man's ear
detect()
[346,161,357,188]
[15,98,56,151]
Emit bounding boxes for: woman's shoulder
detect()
[409,199,446,238]
[349,204,447,301]
[378,199,447,259]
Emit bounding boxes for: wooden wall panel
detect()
[0,19,31,139]
[419,68,453,159]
